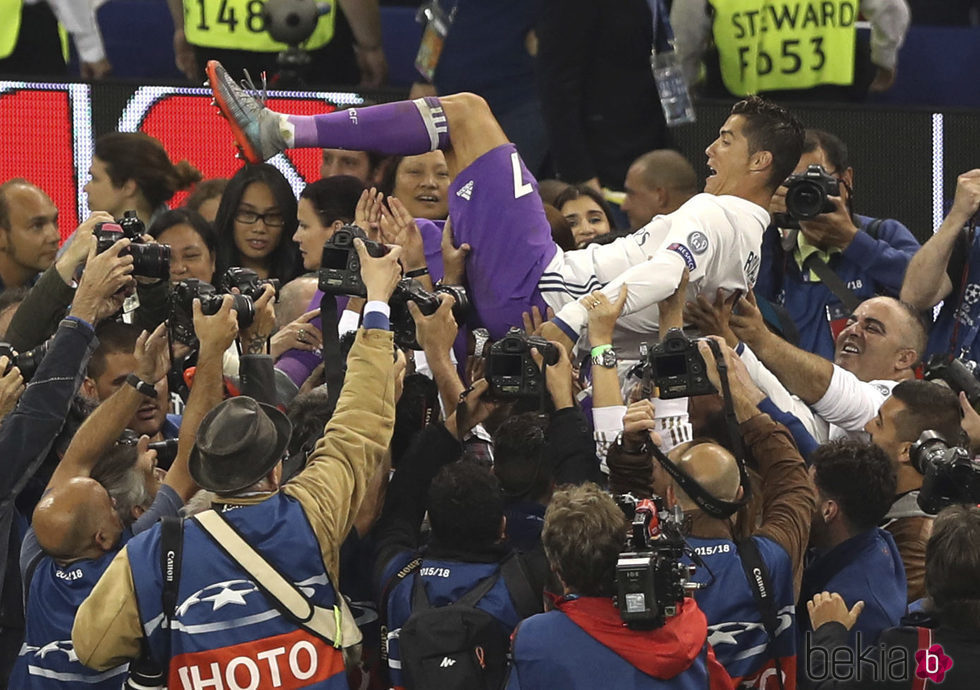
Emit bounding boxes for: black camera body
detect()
[485,328,559,399]
[221,267,280,302]
[910,430,980,514]
[168,279,255,346]
[389,279,469,350]
[923,354,980,411]
[0,341,48,383]
[615,494,696,629]
[94,211,171,280]
[643,329,715,399]
[317,224,388,297]
[772,164,840,229]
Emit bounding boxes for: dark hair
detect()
[553,184,618,232]
[149,208,217,255]
[88,321,142,380]
[90,439,150,525]
[730,96,805,191]
[811,439,896,532]
[427,462,504,551]
[543,204,575,251]
[890,380,966,449]
[542,483,627,597]
[493,413,551,502]
[926,504,980,630]
[285,387,335,460]
[212,164,301,283]
[894,298,929,362]
[803,129,849,174]
[300,175,365,226]
[379,155,405,198]
[184,178,229,213]
[0,178,31,230]
[94,132,202,209]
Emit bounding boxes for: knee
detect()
[440,92,494,128]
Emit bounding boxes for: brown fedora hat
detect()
[189,396,293,493]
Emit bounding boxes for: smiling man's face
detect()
[834,297,917,382]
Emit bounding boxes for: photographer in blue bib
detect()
[753,129,920,361]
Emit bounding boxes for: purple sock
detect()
[286,97,450,153]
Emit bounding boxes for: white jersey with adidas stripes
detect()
[542,193,770,346]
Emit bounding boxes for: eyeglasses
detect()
[235,208,285,228]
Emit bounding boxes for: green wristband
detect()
[590,344,614,358]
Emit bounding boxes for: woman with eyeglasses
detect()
[213,164,302,284]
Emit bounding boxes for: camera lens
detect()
[130,243,171,280]
[786,181,824,220]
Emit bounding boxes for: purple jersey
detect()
[449,143,555,338]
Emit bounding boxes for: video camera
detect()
[221,267,280,302]
[910,430,980,514]
[923,353,980,412]
[167,279,255,346]
[317,224,469,350]
[772,164,840,229]
[0,341,48,383]
[638,329,716,400]
[485,328,559,400]
[615,494,698,629]
[94,210,171,280]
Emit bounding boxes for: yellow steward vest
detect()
[183,0,335,52]
[0,0,23,59]
[708,0,857,96]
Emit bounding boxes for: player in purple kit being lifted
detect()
[206,61,804,350]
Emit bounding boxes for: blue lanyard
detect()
[645,0,674,53]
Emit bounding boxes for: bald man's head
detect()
[834,296,927,382]
[33,478,123,562]
[276,275,320,330]
[621,150,698,229]
[665,441,742,511]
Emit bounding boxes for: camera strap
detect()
[319,293,344,412]
[645,339,751,519]
[802,253,861,313]
[736,537,786,690]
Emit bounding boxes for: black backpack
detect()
[398,557,535,690]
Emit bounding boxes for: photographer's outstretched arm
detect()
[165,297,239,502]
[5,213,111,352]
[730,291,833,404]
[698,338,815,591]
[901,169,980,309]
[408,294,464,416]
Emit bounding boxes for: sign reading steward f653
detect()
[709,0,858,96]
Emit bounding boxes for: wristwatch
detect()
[591,344,617,369]
[126,373,158,398]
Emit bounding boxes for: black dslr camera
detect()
[0,341,48,383]
[168,279,255,346]
[317,224,388,297]
[485,328,559,399]
[615,494,698,629]
[910,431,980,514]
[221,267,280,301]
[317,223,470,350]
[923,354,980,412]
[94,210,171,280]
[389,278,469,350]
[772,164,840,229]
[641,329,715,399]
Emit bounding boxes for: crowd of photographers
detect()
[0,88,979,690]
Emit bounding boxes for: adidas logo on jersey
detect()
[439,657,457,668]
[456,180,475,200]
